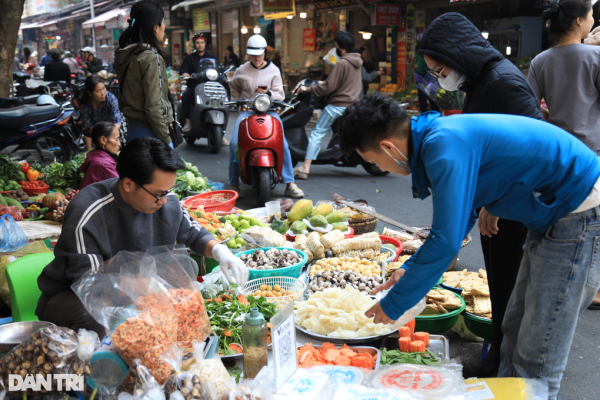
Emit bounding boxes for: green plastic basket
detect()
[415,290,466,334]
[462,311,494,340]
[220,247,308,280]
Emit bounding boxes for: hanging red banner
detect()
[303,29,316,52]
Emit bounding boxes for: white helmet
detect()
[246,35,267,56]
[37,95,58,107]
[81,46,96,55]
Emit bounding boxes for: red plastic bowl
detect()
[183,190,239,212]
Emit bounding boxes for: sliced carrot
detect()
[398,326,411,338]
[213,298,222,303]
[324,349,340,363]
[267,323,272,329]
[229,344,242,354]
[399,337,411,352]
[334,354,351,366]
[405,319,416,339]
[205,299,212,302]
[410,340,425,353]
[223,329,233,337]
[415,332,430,347]
[221,294,232,300]
[321,342,336,351]
[238,295,250,305]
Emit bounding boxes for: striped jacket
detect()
[37,178,215,297]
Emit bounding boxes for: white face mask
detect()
[438,68,466,91]
[381,144,411,174]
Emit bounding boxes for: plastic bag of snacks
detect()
[0,326,80,395]
[71,329,100,383]
[117,359,165,400]
[146,246,211,347]
[187,342,235,400]
[368,362,467,400]
[161,344,210,400]
[73,252,179,384]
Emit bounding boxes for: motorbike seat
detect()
[0,95,41,109]
[0,103,60,130]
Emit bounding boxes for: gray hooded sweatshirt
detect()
[37,178,215,297]
[305,52,363,107]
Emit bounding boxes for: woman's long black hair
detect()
[81,75,103,105]
[118,0,165,55]
[23,47,31,61]
[542,0,592,45]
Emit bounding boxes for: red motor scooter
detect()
[225,94,294,206]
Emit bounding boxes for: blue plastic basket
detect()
[234,247,308,280]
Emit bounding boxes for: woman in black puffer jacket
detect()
[417,12,543,378]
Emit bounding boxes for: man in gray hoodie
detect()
[294,31,363,179]
[36,137,248,337]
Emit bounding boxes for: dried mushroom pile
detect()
[443,269,491,318]
[423,288,463,315]
[240,248,302,270]
[306,269,382,296]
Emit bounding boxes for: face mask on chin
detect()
[438,68,466,91]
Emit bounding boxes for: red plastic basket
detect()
[348,234,403,261]
[18,181,49,196]
[183,190,239,212]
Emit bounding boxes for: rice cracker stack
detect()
[443,269,492,319]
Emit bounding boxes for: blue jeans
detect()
[181,86,195,120]
[499,207,600,399]
[305,104,346,161]
[228,111,294,186]
[127,122,173,148]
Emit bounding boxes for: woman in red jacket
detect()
[79,122,120,189]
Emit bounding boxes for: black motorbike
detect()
[281,79,388,177]
[0,94,74,165]
[177,58,232,154]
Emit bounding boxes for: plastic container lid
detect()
[245,307,265,326]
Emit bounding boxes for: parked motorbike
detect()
[281,79,388,177]
[0,94,74,165]
[178,58,232,153]
[225,94,294,206]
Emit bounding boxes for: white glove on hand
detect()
[212,244,249,286]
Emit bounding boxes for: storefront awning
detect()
[172,0,215,11]
[82,8,131,29]
[20,22,40,30]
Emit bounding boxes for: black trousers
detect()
[478,218,528,377]
[36,291,106,339]
[181,86,195,120]
[417,89,440,113]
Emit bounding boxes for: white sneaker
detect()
[284,183,304,198]
[222,136,230,146]
[183,122,192,132]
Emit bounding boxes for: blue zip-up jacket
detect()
[380,112,600,320]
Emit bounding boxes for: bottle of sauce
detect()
[242,307,268,379]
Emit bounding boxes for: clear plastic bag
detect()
[161,344,210,400]
[196,270,235,300]
[191,342,235,400]
[368,362,466,400]
[73,253,179,384]
[0,326,79,395]
[70,329,100,384]
[0,240,51,307]
[276,368,335,400]
[0,214,28,252]
[117,359,165,400]
[239,227,286,250]
[323,47,339,66]
[464,377,548,400]
[332,385,423,400]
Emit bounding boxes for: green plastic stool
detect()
[6,252,55,322]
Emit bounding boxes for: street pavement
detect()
[177,111,600,399]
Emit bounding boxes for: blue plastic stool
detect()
[481,339,493,361]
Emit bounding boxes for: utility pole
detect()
[90,0,96,50]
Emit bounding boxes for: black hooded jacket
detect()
[418,13,542,120]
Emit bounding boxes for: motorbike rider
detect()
[179,32,230,146]
[44,48,71,84]
[81,46,103,76]
[228,35,304,199]
[223,45,240,68]
[294,31,363,179]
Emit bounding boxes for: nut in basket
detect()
[242,277,306,310]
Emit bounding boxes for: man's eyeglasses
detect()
[428,65,447,79]
[138,184,173,203]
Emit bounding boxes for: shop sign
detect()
[250,0,263,17]
[374,4,401,26]
[264,1,295,20]
[193,8,210,32]
[313,0,355,11]
[66,20,74,32]
[263,0,294,13]
[303,29,316,52]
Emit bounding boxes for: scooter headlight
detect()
[254,94,271,113]
[206,69,219,81]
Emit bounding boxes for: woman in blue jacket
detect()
[339,93,600,400]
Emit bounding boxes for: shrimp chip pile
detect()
[294,286,393,339]
[112,292,178,384]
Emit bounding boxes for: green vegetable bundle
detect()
[0,155,26,181]
[42,152,87,190]
[380,348,441,366]
[174,159,211,199]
